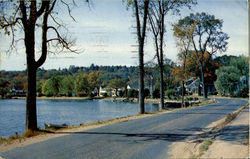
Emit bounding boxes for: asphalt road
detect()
[1,98,248,159]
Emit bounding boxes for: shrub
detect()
[128,89,138,98]
[237,86,249,98]
[144,88,150,98]
[153,89,160,98]
[165,89,175,99]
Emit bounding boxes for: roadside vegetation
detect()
[199,139,213,155]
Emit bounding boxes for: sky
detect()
[0,0,248,71]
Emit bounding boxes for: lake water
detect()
[0,99,159,137]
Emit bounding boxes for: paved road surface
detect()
[1,98,248,159]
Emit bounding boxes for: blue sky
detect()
[0,0,248,71]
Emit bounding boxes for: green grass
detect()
[199,139,213,152]
[188,138,213,159]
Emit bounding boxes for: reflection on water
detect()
[0,99,158,137]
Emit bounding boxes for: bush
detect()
[215,66,241,96]
[153,89,160,98]
[117,90,125,97]
[144,88,150,98]
[237,86,249,97]
[88,93,95,98]
[128,89,138,98]
[76,92,87,97]
[165,89,175,100]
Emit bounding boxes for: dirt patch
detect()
[202,140,249,159]
[168,142,199,159]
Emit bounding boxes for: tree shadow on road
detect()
[48,130,205,143]
[217,125,249,145]
[47,123,248,144]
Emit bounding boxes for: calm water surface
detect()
[0,99,159,137]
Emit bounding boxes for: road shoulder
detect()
[202,106,249,158]
[168,103,249,159]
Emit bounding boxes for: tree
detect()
[129,0,150,114]
[74,74,89,97]
[42,76,62,96]
[0,1,79,130]
[36,80,44,96]
[215,55,249,97]
[12,74,27,91]
[215,66,241,96]
[230,56,249,77]
[214,55,249,77]
[87,71,100,95]
[108,78,126,96]
[148,0,196,110]
[0,78,10,97]
[60,75,74,96]
[173,18,196,107]
[175,12,229,99]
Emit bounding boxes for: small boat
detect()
[44,123,68,130]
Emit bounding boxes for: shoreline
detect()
[3,95,248,102]
[0,109,171,153]
[0,98,219,153]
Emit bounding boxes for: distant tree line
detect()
[0,55,248,99]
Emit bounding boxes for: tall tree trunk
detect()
[150,76,153,98]
[181,80,185,107]
[138,42,145,114]
[134,0,149,114]
[25,25,38,130]
[200,61,207,99]
[159,63,164,110]
[159,1,165,110]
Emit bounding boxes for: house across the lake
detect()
[11,86,26,97]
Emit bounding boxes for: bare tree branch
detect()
[36,0,48,18]
[61,0,76,22]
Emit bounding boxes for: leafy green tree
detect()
[42,76,63,96]
[173,18,195,107]
[88,71,100,94]
[215,66,240,96]
[36,80,44,96]
[175,12,229,99]
[74,74,89,96]
[60,75,74,96]
[0,78,10,97]
[214,55,238,67]
[230,56,249,77]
